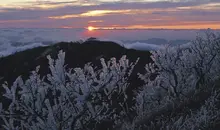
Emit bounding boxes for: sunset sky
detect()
[0,0,220,29]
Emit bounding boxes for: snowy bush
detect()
[0,50,139,130]
[131,31,220,129]
[141,90,220,130]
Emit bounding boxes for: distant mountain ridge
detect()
[123,38,191,45]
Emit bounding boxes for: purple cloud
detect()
[0,0,219,29]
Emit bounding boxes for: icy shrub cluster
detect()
[129,31,220,129]
[0,51,138,130]
[0,31,220,130]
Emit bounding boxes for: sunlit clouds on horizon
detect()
[0,0,220,29]
[48,10,136,19]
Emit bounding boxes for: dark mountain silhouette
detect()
[0,39,152,103]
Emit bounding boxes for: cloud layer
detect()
[0,0,219,29]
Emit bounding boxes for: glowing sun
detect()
[88,26,95,31]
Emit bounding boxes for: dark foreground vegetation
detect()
[0,32,220,130]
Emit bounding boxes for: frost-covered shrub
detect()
[0,50,138,130]
[132,31,220,129]
[143,90,220,130]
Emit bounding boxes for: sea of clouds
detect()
[0,28,217,57]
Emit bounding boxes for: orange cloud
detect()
[0,20,36,24]
[88,20,103,23]
[90,21,220,30]
[48,8,182,19]
[48,10,136,19]
[0,1,98,10]
[177,2,220,10]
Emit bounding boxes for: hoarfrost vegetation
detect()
[0,51,139,130]
[125,31,220,129]
[0,31,220,130]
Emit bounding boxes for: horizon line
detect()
[0,27,219,31]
